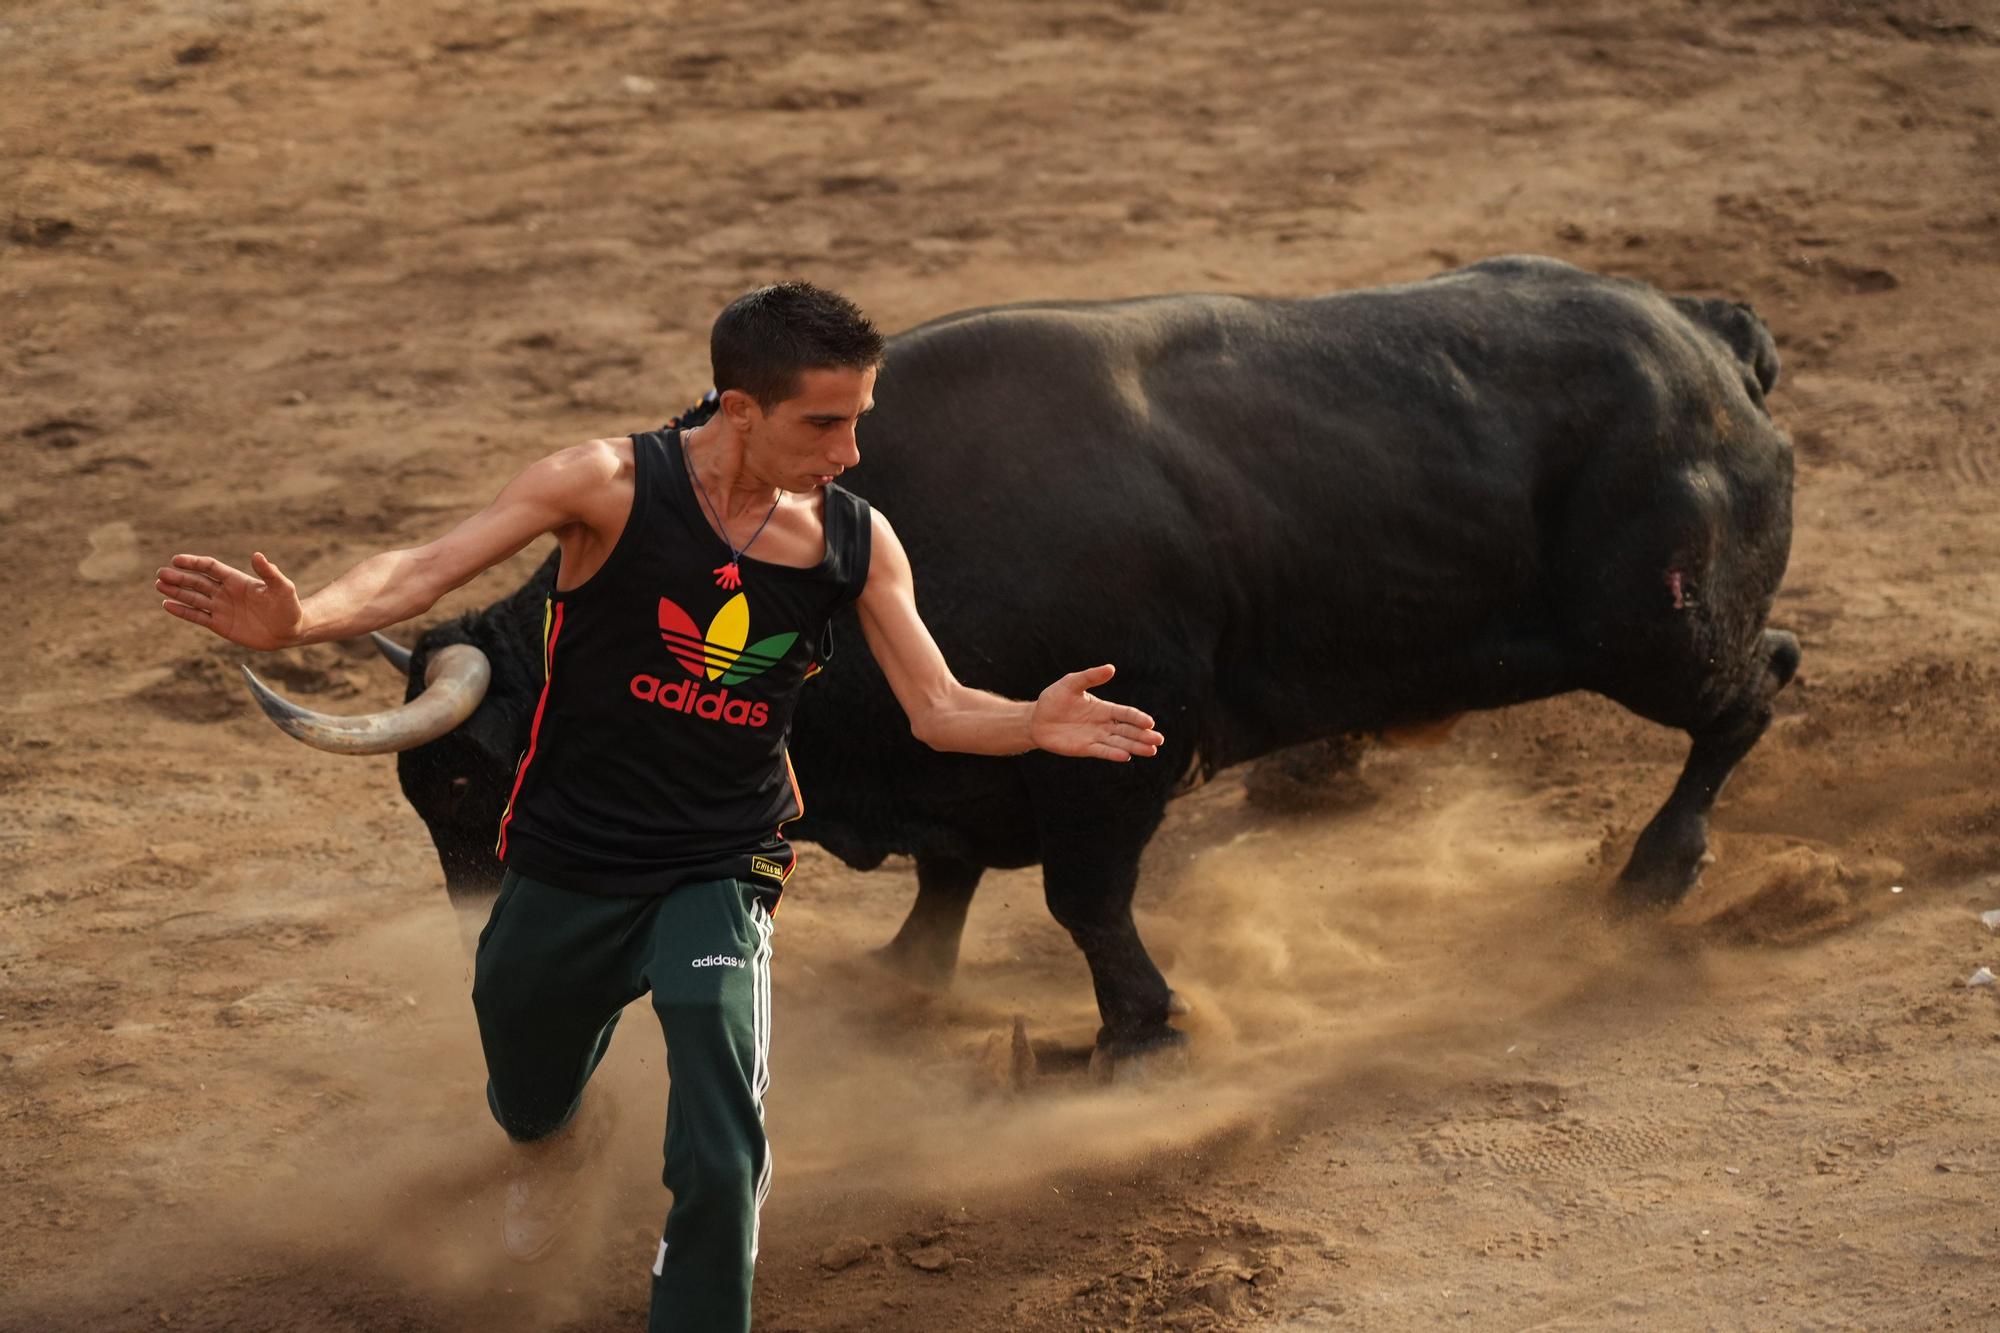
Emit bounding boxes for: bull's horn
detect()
[240,643,491,756]
[369,631,414,673]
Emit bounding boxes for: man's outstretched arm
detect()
[854,511,1165,762]
[156,440,624,651]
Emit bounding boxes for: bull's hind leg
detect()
[1614,629,1802,908]
[874,854,985,989]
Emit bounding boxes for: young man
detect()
[157,282,1163,1331]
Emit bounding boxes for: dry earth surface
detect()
[4,0,1999,1328]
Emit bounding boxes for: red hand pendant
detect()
[713,561,743,590]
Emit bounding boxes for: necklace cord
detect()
[681,430,782,565]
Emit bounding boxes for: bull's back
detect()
[868,258,1777,550]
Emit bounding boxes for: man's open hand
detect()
[156,552,306,651]
[1029,665,1164,762]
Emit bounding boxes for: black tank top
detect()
[495,427,872,908]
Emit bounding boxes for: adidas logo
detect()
[628,675,772,728]
[691,954,745,969]
[630,592,793,729]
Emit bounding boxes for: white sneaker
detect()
[502,1094,615,1263]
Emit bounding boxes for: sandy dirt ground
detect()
[5,0,2000,1327]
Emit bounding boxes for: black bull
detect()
[336,257,1799,1055]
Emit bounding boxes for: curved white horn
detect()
[370,631,414,673]
[241,643,492,756]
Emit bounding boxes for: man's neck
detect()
[683,420,781,519]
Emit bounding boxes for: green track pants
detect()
[472,870,774,1332]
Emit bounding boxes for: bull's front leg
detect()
[1040,840,1183,1058]
[1615,628,1802,908]
[1023,735,1187,1060]
[874,854,985,989]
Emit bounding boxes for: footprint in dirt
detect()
[78,520,140,583]
[135,655,242,722]
[1062,1218,1294,1327]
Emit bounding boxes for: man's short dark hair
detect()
[711,281,885,409]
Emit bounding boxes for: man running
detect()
[156,281,1163,1332]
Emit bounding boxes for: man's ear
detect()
[719,387,761,433]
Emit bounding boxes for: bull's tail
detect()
[1673,296,1780,398]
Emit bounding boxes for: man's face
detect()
[740,365,877,493]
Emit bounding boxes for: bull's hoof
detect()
[1611,850,1714,918]
[1613,818,1713,916]
[1088,1025,1190,1085]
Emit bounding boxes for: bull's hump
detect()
[893,292,1273,349]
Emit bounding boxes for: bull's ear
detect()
[1727,301,1780,396]
[1675,295,1780,398]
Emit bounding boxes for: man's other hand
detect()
[1029,665,1165,762]
[157,552,306,651]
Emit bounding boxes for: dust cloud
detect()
[737,763,1656,1207]
[29,760,1663,1323]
